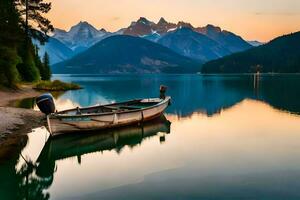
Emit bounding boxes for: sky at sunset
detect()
[48,0,300,42]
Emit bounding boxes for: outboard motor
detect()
[36,93,55,115]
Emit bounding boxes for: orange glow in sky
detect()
[48,0,300,42]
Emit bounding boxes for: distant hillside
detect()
[33,37,74,65]
[202,32,300,73]
[52,35,201,74]
[158,27,231,62]
[195,25,252,53]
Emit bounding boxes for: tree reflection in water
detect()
[16,160,51,200]
[0,134,50,200]
[0,116,171,200]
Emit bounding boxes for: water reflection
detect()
[0,134,28,200]
[2,99,300,199]
[37,115,170,167]
[9,91,66,110]
[3,74,300,199]
[51,74,300,117]
[12,74,300,117]
[79,99,300,199]
[0,128,50,200]
[0,117,170,200]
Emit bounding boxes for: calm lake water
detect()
[2,74,300,199]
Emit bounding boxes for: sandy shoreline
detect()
[0,84,42,107]
[0,85,44,145]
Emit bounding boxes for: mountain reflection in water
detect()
[51,74,300,117]
[39,100,300,199]
[2,74,300,199]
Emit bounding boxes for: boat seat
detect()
[103,106,121,110]
[119,106,142,110]
[102,105,142,111]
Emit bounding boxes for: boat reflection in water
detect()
[35,116,171,183]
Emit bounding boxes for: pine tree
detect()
[0,0,22,86]
[17,0,54,43]
[16,41,40,82]
[34,45,45,79]
[0,0,53,87]
[16,0,54,82]
[42,52,51,80]
[0,47,21,87]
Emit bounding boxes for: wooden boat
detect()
[36,86,171,136]
[43,96,171,136]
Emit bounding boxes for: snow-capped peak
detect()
[53,21,111,54]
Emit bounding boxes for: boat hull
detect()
[48,97,170,136]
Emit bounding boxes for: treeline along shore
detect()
[0,0,83,144]
[0,0,54,143]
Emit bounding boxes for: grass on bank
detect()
[34,80,82,91]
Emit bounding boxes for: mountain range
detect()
[37,17,254,67]
[52,35,201,74]
[123,17,252,61]
[201,31,300,73]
